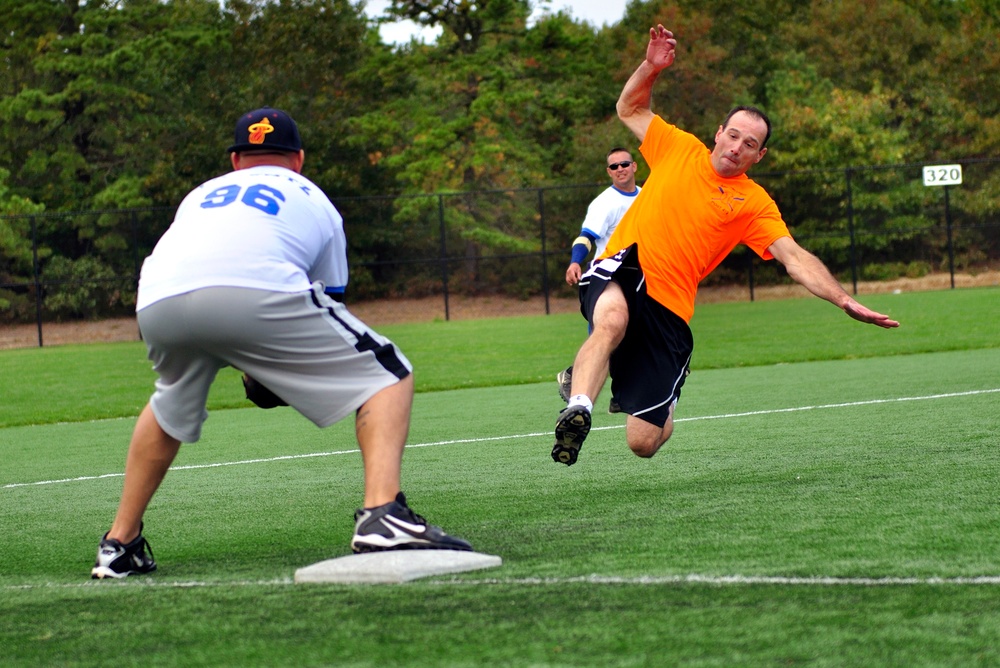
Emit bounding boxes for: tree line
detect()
[1,0,998,320]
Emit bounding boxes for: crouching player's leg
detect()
[273,287,472,553]
[249,288,473,554]
[349,372,472,553]
[91,404,177,579]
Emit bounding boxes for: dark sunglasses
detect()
[607,161,633,170]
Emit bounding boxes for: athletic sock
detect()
[567,395,593,413]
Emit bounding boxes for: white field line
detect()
[4,387,998,491]
[7,573,1000,592]
[440,574,1000,586]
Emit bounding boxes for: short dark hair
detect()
[723,106,772,149]
[606,146,632,160]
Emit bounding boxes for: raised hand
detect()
[646,24,677,72]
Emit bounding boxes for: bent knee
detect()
[626,420,673,458]
[627,433,670,458]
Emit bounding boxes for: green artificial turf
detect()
[2,287,999,666]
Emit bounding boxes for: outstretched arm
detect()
[768,236,900,329]
[617,25,677,142]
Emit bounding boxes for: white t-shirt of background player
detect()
[137,165,348,311]
[581,185,641,262]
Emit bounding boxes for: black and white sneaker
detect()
[556,366,573,403]
[351,492,473,553]
[551,405,591,466]
[91,527,157,579]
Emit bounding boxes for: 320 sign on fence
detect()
[922,164,963,187]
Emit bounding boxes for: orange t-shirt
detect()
[601,116,790,322]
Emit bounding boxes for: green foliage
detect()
[0,171,46,274]
[0,170,48,320]
[0,0,244,285]
[346,1,619,274]
[2,0,1000,310]
[40,254,135,320]
[858,260,932,282]
[762,51,921,270]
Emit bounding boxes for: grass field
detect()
[2,287,999,666]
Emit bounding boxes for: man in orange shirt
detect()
[552,24,899,467]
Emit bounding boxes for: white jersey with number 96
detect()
[136,164,348,311]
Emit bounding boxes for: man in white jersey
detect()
[557,148,641,412]
[91,107,471,579]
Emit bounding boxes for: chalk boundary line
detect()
[7,573,1000,592]
[4,388,999,490]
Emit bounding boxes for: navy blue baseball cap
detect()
[227,107,302,154]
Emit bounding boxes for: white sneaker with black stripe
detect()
[351,492,473,553]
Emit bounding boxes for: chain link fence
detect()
[2,159,998,347]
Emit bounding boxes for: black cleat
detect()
[608,397,622,414]
[551,405,592,466]
[351,492,473,553]
[91,527,157,579]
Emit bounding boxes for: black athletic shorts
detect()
[579,244,693,428]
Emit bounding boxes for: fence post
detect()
[438,194,450,320]
[945,185,955,289]
[30,215,43,347]
[845,168,858,295]
[538,188,550,315]
[747,248,755,302]
[131,210,141,287]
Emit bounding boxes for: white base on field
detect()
[294,550,502,584]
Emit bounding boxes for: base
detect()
[294,550,502,584]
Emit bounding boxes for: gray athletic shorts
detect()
[137,283,412,443]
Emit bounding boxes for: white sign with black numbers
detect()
[922,164,963,187]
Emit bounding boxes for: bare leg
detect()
[570,281,628,402]
[107,403,181,543]
[356,373,413,508]
[568,281,676,459]
[625,400,676,458]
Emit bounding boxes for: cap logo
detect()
[247,117,275,145]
